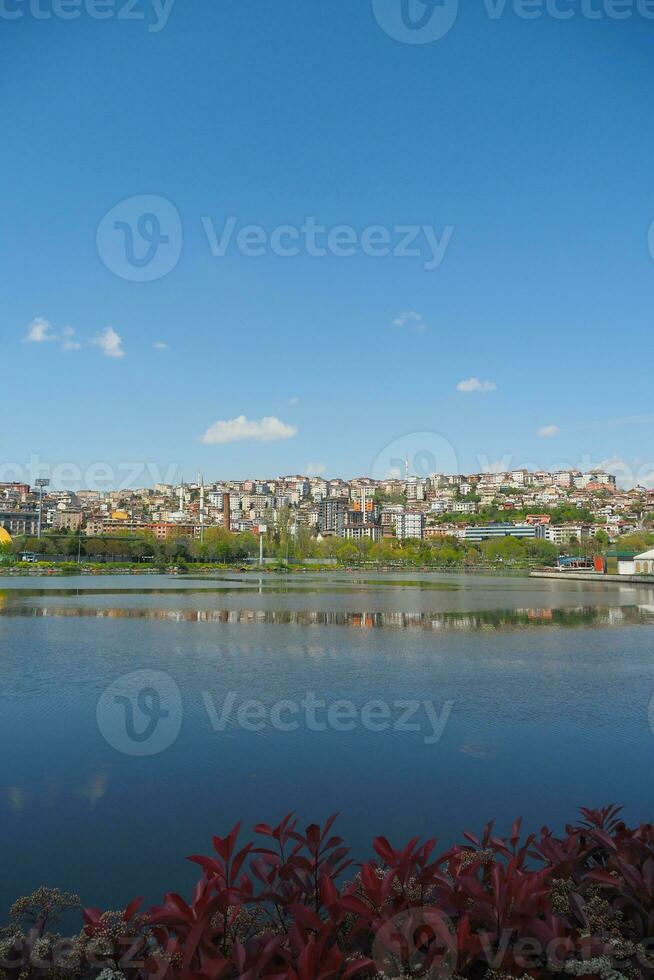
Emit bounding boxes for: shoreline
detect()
[530,570,654,584]
[0,563,535,578]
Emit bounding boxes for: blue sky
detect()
[3,0,654,487]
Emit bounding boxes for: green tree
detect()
[482,536,526,562]
[524,539,559,564]
[594,529,610,549]
[616,531,654,554]
[0,541,14,565]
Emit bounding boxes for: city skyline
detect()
[1,463,645,552]
[1,448,654,491]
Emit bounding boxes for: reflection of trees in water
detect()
[1,603,653,630]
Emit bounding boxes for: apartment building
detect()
[395,511,425,540]
[342,523,382,542]
[544,524,594,545]
[319,498,347,536]
[52,510,83,532]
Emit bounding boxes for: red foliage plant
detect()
[5,806,654,979]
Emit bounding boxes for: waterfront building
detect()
[464,523,537,542]
[634,550,654,575]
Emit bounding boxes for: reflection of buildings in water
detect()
[527,608,553,621]
[4,773,109,815]
[3,603,654,630]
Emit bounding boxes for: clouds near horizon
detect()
[457,377,497,394]
[201,415,298,445]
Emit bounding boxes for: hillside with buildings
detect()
[1,468,651,566]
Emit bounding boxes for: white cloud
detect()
[61,326,81,351]
[538,425,560,438]
[306,462,326,476]
[456,377,497,394]
[153,341,169,350]
[25,317,57,343]
[482,459,513,474]
[392,311,427,331]
[288,396,300,406]
[24,318,81,351]
[201,415,298,445]
[93,326,125,359]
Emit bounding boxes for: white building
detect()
[451,500,477,514]
[634,550,654,575]
[405,479,426,502]
[544,524,594,545]
[342,523,382,542]
[395,512,425,540]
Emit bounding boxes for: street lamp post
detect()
[35,478,50,541]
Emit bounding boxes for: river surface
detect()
[1,571,654,913]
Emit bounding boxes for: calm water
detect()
[2,571,654,914]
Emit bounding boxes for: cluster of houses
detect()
[0,468,652,553]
